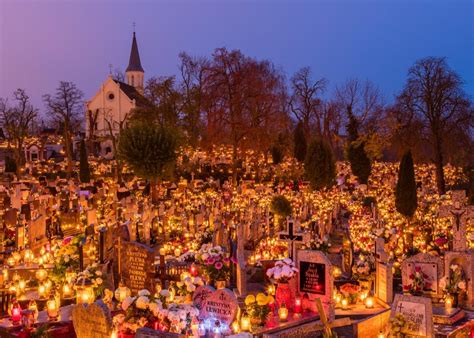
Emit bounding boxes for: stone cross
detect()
[438,190,474,252]
[279,218,307,259]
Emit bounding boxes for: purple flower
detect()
[215,262,223,270]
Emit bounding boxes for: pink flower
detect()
[206,257,216,265]
[415,266,422,273]
[435,237,448,246]
[215,262,223,270]
[62,236,73,245]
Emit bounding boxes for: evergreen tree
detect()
[293,122,307,162]
[79,139,90,183]
[305,138,336,190]
[395,150,418,218]
[271,145,283,165]
[270,195,293,218]
[346,107,371,184]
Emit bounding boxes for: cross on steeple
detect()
[132,22,136,33]
[279,218,307,259]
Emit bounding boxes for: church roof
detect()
[113,80,152,108]
[126,32,144,73]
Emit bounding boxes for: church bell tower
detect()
[125,31,145,94]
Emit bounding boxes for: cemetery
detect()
[0,150,472,338]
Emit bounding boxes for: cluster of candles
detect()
[333,290,375,310]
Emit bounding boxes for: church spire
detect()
[125,28,145,94]
[126,31,144,72]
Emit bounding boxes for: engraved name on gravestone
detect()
[201,288,238,326]
[390,294,433,338]
[121,241,155,294]
[376,261,393,303]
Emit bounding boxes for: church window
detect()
[107,93,115,101]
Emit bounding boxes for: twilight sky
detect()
[0,0,472,114]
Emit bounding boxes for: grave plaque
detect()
[121,241,155,294]
[296,250,334,314]
[193,285,215,317]
[401,253,443,297]
[391,294,433,338]
[201,288,238,326]
[72,302,113,338]
[376,261,393,303]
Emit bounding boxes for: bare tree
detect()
[396,57,473,194]
[43,81,84,175]
[0,89,37,176]
[86,109,99,155]
[289,67,327,139]
[104,109,131,183]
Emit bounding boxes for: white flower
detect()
[95,271,102,276]
[96,278,103,285]
[122,296,136,311]
[148,302,160,316]
[458,281,466,290]
[283,258,293,265]
[160,290,170,298]
[138,289,151,297]
[136,296,150,309]
[186,284,196,292]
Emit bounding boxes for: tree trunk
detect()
[232,143,238,186]
[433,135,446,195]
[15,140,22,178]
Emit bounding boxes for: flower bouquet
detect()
[402,266,433,296]
[266,258,298,310]
[117,289,163,334]
[245,293,274,327]
[155,303,199,334]
[389,313,407,338]
[303,235,331,253]
[195,244,230,285]
[440,264,466,307]
[73,263,105,297]
[169,273,204,303]
[339,283,360,304]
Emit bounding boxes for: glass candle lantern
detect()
[278,303,289,322]
[62,284,73,298]
[28,300,38,322]
[294,295,302,314]
[365,296,374,308]
[341,298,349,310]
[76,278,95,304]
[240,313,251,332]
[46,296,59,321]
[35,265,48,282]
[10,301,22,325]
[114,284,131,303]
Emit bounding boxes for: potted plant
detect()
[195,244,231,288]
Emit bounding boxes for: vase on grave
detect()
[449,292,459,308]
[215,280,227,289]
[275,282,293,311]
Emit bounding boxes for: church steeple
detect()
[126,30,145,94]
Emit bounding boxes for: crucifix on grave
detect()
[438,190,474,252]
[278,218,308,259]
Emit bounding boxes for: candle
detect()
[365,297,374,308]
[63,284,72,298]
[232,321,240,333]
[267,284,276,296]
[111,330,118,338]
[342,298,349,310]
[38,285,46,298]
[190,264,198,277]
[445,296,453,309]
[47,296,59,320]
[278,304,289,322]
[11,301,21,324]
[240,314,251,331]
[377,332,385,338]
[294,296,302,314]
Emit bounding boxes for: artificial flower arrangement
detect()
[194,229,213,247]
[73,263,105,297]
[339,283,361,304]
[402,266,433,296]
[116,288,199,335]
[266,258,298,284]
[351,253,374,281]
[244,293,274,327]
[51,236,81,282]
[389,313,407,338]
[195,244,231,283]
[169,272,204,302]
[302,235,331,253]
[440,264,466,294]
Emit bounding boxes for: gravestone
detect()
[375,237,389,263]
[296,249,334,317]
[201,288,238,326]
[390,294,433,338]
[72,301,113,338]
[401,253,444,298]
[376,261,393,303]
[193,285,215,317]
[444,251,474,309]
[438,190,474,252]
[120,241,155,295]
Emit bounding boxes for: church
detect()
[85,31,151,158]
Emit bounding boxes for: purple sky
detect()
[0,0,472,114]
